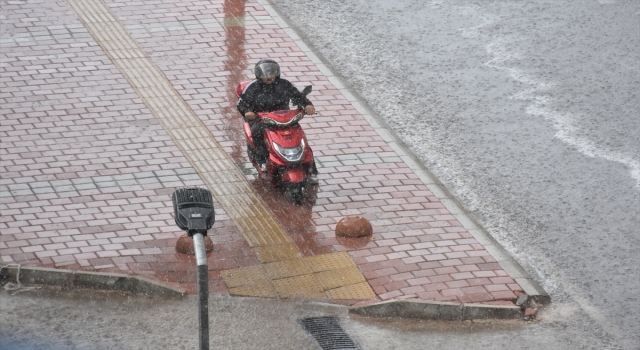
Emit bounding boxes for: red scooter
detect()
[235,81,316,204]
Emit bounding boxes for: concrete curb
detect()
[349,299,522,321]
[0,265,186,298]
[1,265,525,320]
[259,0,550,306]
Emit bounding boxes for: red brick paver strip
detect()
[0,0,524,303]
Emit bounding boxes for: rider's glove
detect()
[304,105,315,115]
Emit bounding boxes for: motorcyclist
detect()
[237,58,318,183]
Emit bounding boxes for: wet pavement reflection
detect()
[222,0,249,164]
[251,182,329,256]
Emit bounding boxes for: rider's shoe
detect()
[260,163,267,173]
[307,173,319,184]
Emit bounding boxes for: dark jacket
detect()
[237,78,312,120]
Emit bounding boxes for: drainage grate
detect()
[300,316,359,350]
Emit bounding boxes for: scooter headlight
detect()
[273,139,305,162]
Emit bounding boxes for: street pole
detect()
[193,233,209,350]
[171,187,215,350]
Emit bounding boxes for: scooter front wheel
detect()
[284,183,304,205]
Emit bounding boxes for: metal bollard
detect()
[172,187,215,350]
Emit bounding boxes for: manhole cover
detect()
[300,316,359,350]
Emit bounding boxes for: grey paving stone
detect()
[138,177,160,185]
[175,168,198,175]
[8,184,30,190]
[126,24,145,31]
[178,174,201,181]
[75,183,97,191]
[336,154,359,161]
[0,178,16,186]
[341,159,363,166]
[93,176,114,183]
[134,172,156,179]
[316,155,339,162]
[183,180,203,186]
[362,157,383,164]
[356,153,380,159]
[316,160,341,168]
[154,170,177,177]
[58,191,80,198]
[116,179,139,187]
[114,185,141,193]
[381,156,403,163]
[71,178,94,185]
[157,176,180,183]
[32,188,53,195]
[199,19,219,27]
[50,180,73,187]
[30,30,50,37]
[10,188,36,198]
[52,185,75,193]
[28,182,51,189]
[95,181,117,188]
[113,174,135,181]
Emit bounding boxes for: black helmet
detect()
[255,59,280,80]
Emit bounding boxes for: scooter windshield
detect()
[262,112,304,126]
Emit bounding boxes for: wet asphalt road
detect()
[0,286,624,349]
[266,0,640,348]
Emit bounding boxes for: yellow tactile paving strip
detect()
[65,0,373,299]
[222,252,374,299]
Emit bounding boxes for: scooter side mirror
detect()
[302,85,312,95]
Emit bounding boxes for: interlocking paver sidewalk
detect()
[1,0,529,305]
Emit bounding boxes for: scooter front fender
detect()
[280,168,306,184]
